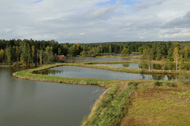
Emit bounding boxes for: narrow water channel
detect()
[35,66,183,81]
[68,57,138,62]
[0,67,104,126]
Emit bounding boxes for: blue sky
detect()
[97,0,137,6]
[0,0,190,43]
[32,0,43,3]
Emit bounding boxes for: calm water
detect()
[0,67,104,126]
[114,53,141,56]
[68,57,138,62]
[35,66,185,81]
[96,63,190,71]
[95,63,139,69]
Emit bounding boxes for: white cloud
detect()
[0,0,190,42]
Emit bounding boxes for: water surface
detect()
[68,57,137,62]
[0,67,104,126]
[35,66,183,81]
[95,63,139,69]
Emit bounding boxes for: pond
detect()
[0,67,104,126]
[68,57,138,62]
[34,66,187,81]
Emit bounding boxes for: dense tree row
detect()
[0,39,190,66]
[140,42,190,72]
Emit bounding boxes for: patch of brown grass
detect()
[121,86,190,126]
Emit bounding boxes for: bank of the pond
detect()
[95,55,141,59]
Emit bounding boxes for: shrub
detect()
[154,81,162,86]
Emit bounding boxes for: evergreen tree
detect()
[179,55,185,71]
[20,42,31,65]
[5,46,12,65]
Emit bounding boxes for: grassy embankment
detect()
[12,63,190,126]
[95,55,141,59]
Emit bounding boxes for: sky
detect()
[0,0,190,43]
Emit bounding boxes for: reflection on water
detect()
[34,66,190,81]
[140,62,190,71]
[68,57,138,62]
[96,63,190,70]
[95,63,139,69]
[0,67,104,126]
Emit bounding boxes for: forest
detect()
[0,39,190,67]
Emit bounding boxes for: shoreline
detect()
[0,65,12,67]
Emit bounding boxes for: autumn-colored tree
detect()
[80,51,87,57]
[173,47,179,72]
[0,49,5,62]
[121,47,130,56]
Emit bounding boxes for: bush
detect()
[154,81,162,86]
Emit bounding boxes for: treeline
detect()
[0,39,70,65]
[0,39,140,65]
[139,42,190,72]
[0,39,190,66]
